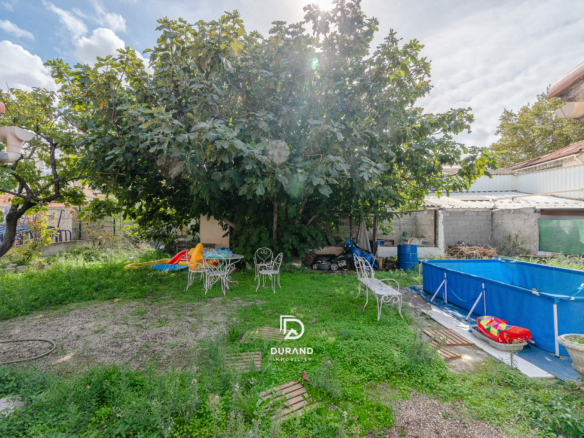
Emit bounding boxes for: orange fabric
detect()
[188,243,204,269]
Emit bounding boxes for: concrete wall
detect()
[377,210,445,258]
[199,216,230,248]
[440,208,539,254]
[378,211,436,245]
[491,208,539,254]
[443,209,492,246]
[40,240,92,257]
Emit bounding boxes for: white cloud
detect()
[91,0,127,33]
[0,41,56,91]
[2,2,13,12]
[74,27,125,66]
[0,20,34,40]
[43,0,88,39]
[368,0,584,147]
[73,27,153,74]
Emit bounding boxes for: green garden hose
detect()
[0,339,56,365]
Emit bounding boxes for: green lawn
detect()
[0,247,582,437]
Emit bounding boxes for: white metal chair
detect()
[186,251,211,291]
[256,253,283,293]
[204,261,235,297]
[355,256,403,321]
[254,247,274,280]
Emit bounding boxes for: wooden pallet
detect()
[241,327,288,343]
[427,341,461,361]
[424,329,474,346]
[259,380,318,421]
[224,352,261,372]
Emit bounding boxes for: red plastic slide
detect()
[168,249,188,265]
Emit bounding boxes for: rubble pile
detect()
[446,244,497,259]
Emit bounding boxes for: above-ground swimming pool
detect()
[421,259,584,356]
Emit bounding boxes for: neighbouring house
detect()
[367,148,584,258]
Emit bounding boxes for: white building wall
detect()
[516,166,584,200]
[469,174,517,192]
[467,165,584,200]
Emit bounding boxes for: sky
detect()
[1,0,583,148]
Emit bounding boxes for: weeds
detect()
[309,358,342,400]
[0,251,582,436]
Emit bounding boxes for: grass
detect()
[0,247,583,437]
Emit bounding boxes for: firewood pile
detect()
[446,244,497,259]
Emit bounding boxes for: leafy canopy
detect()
[48,1,493,258]
[490,91,584,167]
[0,88,85,257]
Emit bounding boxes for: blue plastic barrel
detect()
[397,244,418,271]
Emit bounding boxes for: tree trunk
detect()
[272,195,278,241]
[0,203,29,258]
[372,216,378,255]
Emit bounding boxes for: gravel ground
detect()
[0,296,260,371]
[385,393,519,438]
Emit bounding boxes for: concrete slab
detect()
[422,305,554,379]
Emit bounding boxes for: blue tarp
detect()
[422,259,584,355]
[345,239,378,269]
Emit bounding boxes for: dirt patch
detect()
[385,393,521,438]
[0,297,260,371]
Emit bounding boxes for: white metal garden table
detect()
[201,254,244,296]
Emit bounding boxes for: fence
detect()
[0,228,72,245]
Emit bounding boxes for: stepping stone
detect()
[424,329,474,346]
[0,396,23,419]
[225,352,261,372]
[241,327,289,343]
[427,341,461,361]
[259,380,318,421]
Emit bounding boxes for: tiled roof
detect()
[506,141,584,170]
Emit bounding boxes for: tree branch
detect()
[219,216,236,229]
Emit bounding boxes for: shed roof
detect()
[425,191,584,210]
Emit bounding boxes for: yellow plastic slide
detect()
[188,243,204,270]
[123,259,171,270]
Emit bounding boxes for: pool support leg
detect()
[465,283,486,321]
[431,273,447,303]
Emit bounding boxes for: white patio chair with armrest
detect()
[204,261,235,297]
[256,253,283,293]
[254,247,274,281]
[355,256,403,321]
[186,251,211,291]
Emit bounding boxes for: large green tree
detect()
[491,92,584,167]
[48,1,493,259]
[0,88,85,258]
